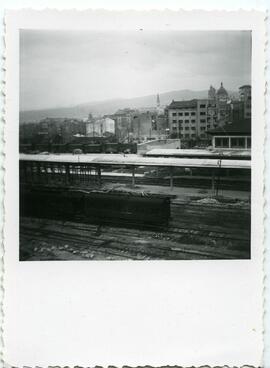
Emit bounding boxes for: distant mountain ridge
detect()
[20,89,238,123]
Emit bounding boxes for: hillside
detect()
[20,89,238,123]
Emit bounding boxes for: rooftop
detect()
[167,99,197,109]
[239,85,251,89]
[19,153,251,169]
[216,82,228,96]
[145,148,251,159]
[207,119,251,135]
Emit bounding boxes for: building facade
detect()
[86,117,115,137]
[166,83,248,141]
[166,98,220,140]
[207,119,251,149]
[239,85,251,119]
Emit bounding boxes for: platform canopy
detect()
[145,148,251,158]
[20,153,251,170]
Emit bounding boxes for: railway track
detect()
[20,199,250,260]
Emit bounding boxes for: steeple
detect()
[157,93,160,107]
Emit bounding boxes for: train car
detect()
[19,144,32,153]
[83,144,102,153]
[51,144,68,153]
[118,143,137,154]
[67,143,85,153]
[20,185,174,228]
[103,143,119,153]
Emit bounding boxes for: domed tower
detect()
[216,82,228,102]
[208,85,216,100]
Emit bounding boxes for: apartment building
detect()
[239,85,251,119]
[166,83,245,140]
[166,98,219,139]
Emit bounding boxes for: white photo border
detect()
[3,9,266,367]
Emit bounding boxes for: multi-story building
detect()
[166,99,197,139]
[166,98,219,140]
[166,82,247,141]
[86,117,115,137]
[230,100,245,122]
[109,110,134,142]
[207,118,251,149]
[239,85,251,119]
[108,108,166,142]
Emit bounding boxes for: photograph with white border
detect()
[3,9,265,367]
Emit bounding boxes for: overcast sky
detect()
[20,30,251,111]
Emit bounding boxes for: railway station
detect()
[19,151,251,261]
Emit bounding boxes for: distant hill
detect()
[20,89,238,123]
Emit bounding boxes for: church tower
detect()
[208,85,216,100]
[157,93,160,108]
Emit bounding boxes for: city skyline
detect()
[20,30,251,111]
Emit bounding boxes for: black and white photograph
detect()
[19,30,252,261]
[4,8,266,367]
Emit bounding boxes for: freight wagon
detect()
[20,185,174,228]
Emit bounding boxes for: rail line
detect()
[20,203,250,261]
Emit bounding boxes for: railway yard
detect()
[19,152,251,261]
[20,185,250,261]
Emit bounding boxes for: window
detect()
[200,112,206,116]
[215,137,229,148]
[178,120,183,123]
[178,112,183,116]
[180,134,184,138]
[200,119,206,123]
[207,124,211,128]
[185,134,190,138]
[200,104,206,108]
[180,127,183,131]
[172,113,177,116]
[191,112,196,116]
[191,134,196,137]
[191,127,196,130]
[172,127,177,131]
[185,120,189,123]
[215,138,221,147]
[185,112,189,116]
[172,120,177,123]
[191,119,196,123]
[247,137,251,148]
[185,127,189,130]
[231,137,245,148]
[201,127,206,131]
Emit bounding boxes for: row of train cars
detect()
[19,142,138,155]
